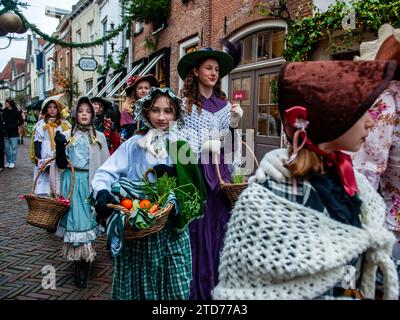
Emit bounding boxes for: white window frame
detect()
[178,36,200,90]
[88,20,94,56]
[102,18,108,63]
[223,20,288,94]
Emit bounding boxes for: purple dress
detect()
[189,94,232,300]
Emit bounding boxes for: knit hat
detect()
[70,96,96,124]
[134,87,184,129]
[177,47,235,80]
[278,60,397,144]
[124,74,159,96]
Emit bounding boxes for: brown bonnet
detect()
[278,60,397,144]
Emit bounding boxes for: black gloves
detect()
[55,131,68,169]
[34,141,42,165]
[95,190,119,226]
[54,131,67,145]
[153,164,177,178]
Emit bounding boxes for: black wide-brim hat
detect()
[177,48,235,80]
[278,60,397,144]
[90,97,112,112]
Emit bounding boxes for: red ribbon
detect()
[57,196,70,206]
[126,75,139,87]
[285,106,359,197]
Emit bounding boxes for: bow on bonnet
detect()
[285,106,359,197]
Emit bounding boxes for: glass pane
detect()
[241,77,251,105]
[271,29,285,59]
[231,77,250,105]
[257,31,270,62]
[258,74,269,105]
[268,105,281,136]
[257,105,268,136]
[257,105,281,137]
[269,74,278,104]
[185,44,198,54]
[231,76,251,130]
[231,78,241,92]
[243,35,255,64]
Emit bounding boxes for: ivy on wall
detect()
[97,48,129,76]
[257,0,400,61]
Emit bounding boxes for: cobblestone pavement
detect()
[0,142,113,300]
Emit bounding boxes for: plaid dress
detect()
[112,220,192,300]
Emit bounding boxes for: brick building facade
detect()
[127,0,312,157]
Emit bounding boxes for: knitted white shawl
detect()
[213,171,399,300]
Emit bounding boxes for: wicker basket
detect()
[215,141,259,209]
[106,168,174,240]
[25,158,75,231]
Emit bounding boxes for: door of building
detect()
[230,67,281,161]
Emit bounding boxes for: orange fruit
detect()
[120,198,133,210]
[139,199,152,210]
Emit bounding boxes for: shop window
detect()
[240,28,285,65]
[185,44,198,54]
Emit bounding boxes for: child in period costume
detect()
[54,96,109,288]
[119,74,159,141]
[91,87,205,300]
[352,24,400,272]
[176,41,243,300]
[213,60,399,300]
[91,97,120,154]
[32,98,71,195]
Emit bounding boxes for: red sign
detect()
[232,90,247,101]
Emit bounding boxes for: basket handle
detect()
[32,157,75,201]
[143,167,157,182]
[214,140,259,185]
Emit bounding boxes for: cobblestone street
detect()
[0,142,113,300]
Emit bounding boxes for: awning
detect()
[95,70,124,98]
[106,62,143,98]
[106,52,164,98]
[86,78,104,97]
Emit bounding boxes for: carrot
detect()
[149,203,159,214]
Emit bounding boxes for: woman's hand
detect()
[230,103,243,128]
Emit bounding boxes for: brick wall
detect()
[131,0,312,92]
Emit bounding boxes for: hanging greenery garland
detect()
[0,0,170,49]
[97,48,129,76]
[257,0,400,61]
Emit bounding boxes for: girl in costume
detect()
[352,24,400,268]
[32,98,71,195]
[119,74,159,141]
[213,60,399,300]
[91,87,205,300]
[91,96,120,154]
[54,96,109,288]
[176,41,243,300]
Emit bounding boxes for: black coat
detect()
[0,109,5,136]
[3,107,23,138]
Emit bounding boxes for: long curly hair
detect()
[180,58,227,114]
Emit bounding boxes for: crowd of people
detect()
[1,27,399,300]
